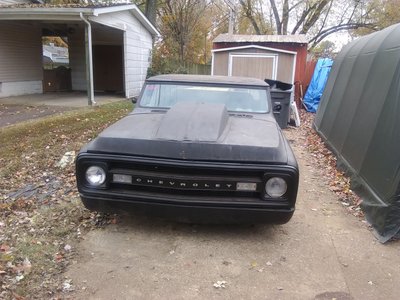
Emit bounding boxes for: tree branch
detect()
[312,0,334,43]
[269,0,281,34]
[239,0,262,34]
[309,22,377,49]
[300,0,330,34]
[291,1,320,34]
[288,0,306,14]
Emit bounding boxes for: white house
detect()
[0,1,159,105]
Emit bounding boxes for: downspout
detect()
[211,52,214,75]
[80,12,95,105]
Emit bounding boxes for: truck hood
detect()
[86,102,288,164]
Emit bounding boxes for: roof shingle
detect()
[0,1,130,8]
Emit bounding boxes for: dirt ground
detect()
[0,104,74,128]
[64,127,400,300]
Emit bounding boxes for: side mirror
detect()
[131,96,138,104]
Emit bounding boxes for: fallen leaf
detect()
[22,258,31,274]
[213,280,227,289]
[15,274,24,282]
[0,244,10,252]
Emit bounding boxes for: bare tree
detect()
[237,0,274,34]
[145,0,158,25]
[238,0,378,48]
[159,0,209,63]
[238,0,262,34]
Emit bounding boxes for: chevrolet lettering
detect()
[76,75,299,223]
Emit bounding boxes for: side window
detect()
[140,84,160,106]
[248,89,269,112]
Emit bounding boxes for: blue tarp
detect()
[303,58,333,113]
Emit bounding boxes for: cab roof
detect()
[146,74,269,87]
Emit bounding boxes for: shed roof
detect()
[213,33,308,44]
[0,0,30,5]
[212,44,297,55]
[0,3,159,36]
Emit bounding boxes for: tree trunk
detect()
[281,0,289,35]
[239,0,262,35]
[145,0,158,26]
[269,0,282,34]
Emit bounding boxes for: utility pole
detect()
[204,33,207,64]
[225,0,236,34]
[228,8,234,34]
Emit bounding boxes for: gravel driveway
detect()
[65,127,400,300]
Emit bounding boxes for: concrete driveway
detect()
[0,92,125,127]
[65,128,400,300]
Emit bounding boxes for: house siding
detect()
[0,21,43,97]
[0,9,154,99]
[213,52,229,76]
[91,11,153,98]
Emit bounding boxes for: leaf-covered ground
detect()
[295,111,363,217]
[0,101,132,299]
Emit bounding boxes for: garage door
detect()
[230,54,277,80]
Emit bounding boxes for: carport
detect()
[0,4,159,105]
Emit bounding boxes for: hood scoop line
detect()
[155,102,229,142]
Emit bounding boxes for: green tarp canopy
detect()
[314,23,400,243]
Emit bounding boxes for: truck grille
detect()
[77,155,294,206]
[108,160,264,200]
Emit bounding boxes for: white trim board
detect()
[212,45,297,55]
[0,5,159,36]
[291,53,297,84]
[211,52,215,75]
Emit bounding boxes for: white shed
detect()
[0,2,159,105]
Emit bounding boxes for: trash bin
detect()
[265,79,293,129]
[265,79,293,91]
[270,89,291,129]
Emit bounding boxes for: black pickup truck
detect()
[76,75,299,223]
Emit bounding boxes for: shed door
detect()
[230,54,277,80]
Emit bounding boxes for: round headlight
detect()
[265,177,287,197]
[85,166,106,186]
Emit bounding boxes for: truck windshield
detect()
[139,83,269,113]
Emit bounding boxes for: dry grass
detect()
[1,101,133,185]
[0,100,132,299]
